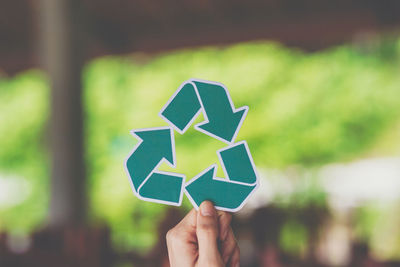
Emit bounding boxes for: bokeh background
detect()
[1,1,400,266]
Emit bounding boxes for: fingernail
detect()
[200,201,215,217]
[235,263,240,267]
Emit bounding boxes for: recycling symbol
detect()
[124,79,259,212]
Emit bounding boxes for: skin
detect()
[166,201,240,267]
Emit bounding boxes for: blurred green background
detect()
[1,38,400,262]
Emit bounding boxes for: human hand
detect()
[166,201,240,267]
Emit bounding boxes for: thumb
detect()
[196,201,223,266]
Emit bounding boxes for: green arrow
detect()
[193,80,248,144]
[124,127,185,205]
[160,79,248,143]
[159,82,201,133]
[185,141,258,211]
[126,127,174,190]
[219,141,257,184]
[185,165,257,212]
[127,79,258,210]
[139,172,184,204]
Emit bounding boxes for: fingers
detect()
[218,211,232,241]
[196,201,224,266]
[175,208,197,230]
[221,228,237,265]
[218,211,240,267]
[167,202,239,267]
[228,246,240,267]
[166,209,197,267]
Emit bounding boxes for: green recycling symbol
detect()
[124,79,259,212]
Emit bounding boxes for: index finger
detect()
[218,211,232,241]
[177,208,197,230]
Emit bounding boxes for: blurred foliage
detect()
[353,203,400,259]
[0,71,49,233]
[0,39,400,253]
[280,219,308,256]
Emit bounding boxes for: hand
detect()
[166,201,240,267]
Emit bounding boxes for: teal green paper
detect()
[160,83,201,132]
[126,128,173,190]
[194,81,247,143]
[125,127,185,205]
[160,79,248,144]
[185,166,256,211]
[185,141,258,211]
[219,142,257,184]
[125,79,259,212]
[139,172,183,204]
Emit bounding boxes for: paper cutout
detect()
[185,141,258,212]
[124,79,259,212]
[124,127,185,205]
[160,79,248,144]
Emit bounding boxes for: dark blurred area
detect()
[1,0,400,267]
[2,0,400,74]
